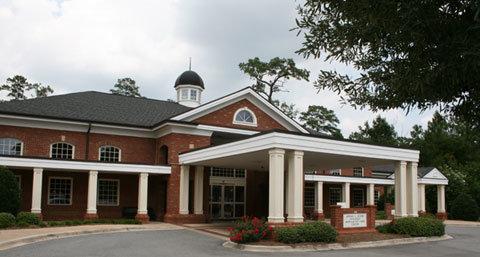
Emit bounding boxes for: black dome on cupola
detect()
[174,70,204,89]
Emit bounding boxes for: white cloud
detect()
[0,0,437,136]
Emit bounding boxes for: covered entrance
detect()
[209,167,246,220]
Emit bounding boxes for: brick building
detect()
[0,70,448,224]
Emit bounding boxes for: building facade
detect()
[0,70,448,223]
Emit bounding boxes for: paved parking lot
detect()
[1,225,479,257]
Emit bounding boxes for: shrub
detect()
[0,212,16,228]
[228,217,272,244]
[392,217,445,237]
[376,211,386,220]
[376,223,394,234]
[16,212,40,226]
[450,193,480,221]
[275,222,337,244]
[0,167,21,215]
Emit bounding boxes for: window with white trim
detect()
[190,89,198,101]
[329,169,341,175]
[374,190,380,205]
[233,107,257,126]
[304,183,315,207]
[210,167,245,178]
[99,146,121,162]
[98,179,120,206]
[48,177,72,205]
[353,167,364,177]
[50,142,74,159]
[329,187,342,205]
[0,138,22,156]
[181,89,189,100]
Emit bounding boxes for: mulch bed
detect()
[247,232,408,246]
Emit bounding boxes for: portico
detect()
[178,131,421,223]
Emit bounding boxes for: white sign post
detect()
[343,213,367,228]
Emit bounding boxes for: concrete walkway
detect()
[444,220,480,227]
[0,222,182,250]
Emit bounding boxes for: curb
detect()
[223,235,453,252]
[0,226,180,251]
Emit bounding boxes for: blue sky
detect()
[0,0,437,136]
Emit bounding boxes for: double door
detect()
[210,184,245,219]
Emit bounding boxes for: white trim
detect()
[353,167,364,177]
[97,178,120,206]
[170,88,309,133]
[305,174,395,185]
[418,178,449,185]
[232,107,258,127]
[0,156,171,174]
[422,168,448,180]
[154,123,213,138]
[329,169,342,175]
[179,132,420,164]
[98,145,122,162]
[50,142,75,160]
[196,125,258,136]
[47,176,73,206]
[0,137,24,156]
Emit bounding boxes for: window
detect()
[329,169,341,175]
[181,89,189,100]
[374,190,380,205]
[210,167,246,178]
[329,187,342,205]
[352,188,364,207]
[304,183,315,207]
[99,146,121,162]
[98,179,120,206]
[353,167,364,177]
[190,89,198,101]
[233,107,257,126]
[50,143,74,159]
[48,177,72,205]
[0,138,22,156]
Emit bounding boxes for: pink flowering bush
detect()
[228,216,272,244]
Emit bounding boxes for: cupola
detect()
[174,70,204,107]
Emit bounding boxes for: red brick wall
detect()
[193,99,287,131]
[330,205,377,234]
[88,134,155,164]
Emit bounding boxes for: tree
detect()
[299,105,342,138]
[272,100,299,120]
[1,75,53,100]
[239,57,310,103]
[295,1,480,128]
[110,78,141,97]
[349,116,398,146]
[0,167,21,215]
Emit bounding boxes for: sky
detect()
[0,0,437,137]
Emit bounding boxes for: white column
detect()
[31,168,43,214]
[418,184,426,213]
[137,173,149,215]
[367,183,375,205]
[437,185,446,213]
[179,165,190,215]
[342,182,350,208]
[268,148,285,223]
[394,161,408,217]
[287,150,304,223]
[86,170,98,215]
[194,166,204,215]
[315,181,323,215]
[406,162,419,217]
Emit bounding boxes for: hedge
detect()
[275,222,337,244]
[0,212,16,228]
[450,193,479,221]
[16,212,41,227]
[377,217,445,237]
[0,167,21,215]
[228,217,272,244]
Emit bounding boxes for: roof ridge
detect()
[87,90,184,105]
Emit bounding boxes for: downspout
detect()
[85,123,92,160]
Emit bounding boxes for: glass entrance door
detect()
[210,184,245,219]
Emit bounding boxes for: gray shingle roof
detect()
[371,164,436,178]
[0,91,191,127]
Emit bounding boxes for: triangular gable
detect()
[422,168,448,180]
[170,87,309,133]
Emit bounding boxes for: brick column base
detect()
[315,212,325,220]
[385,203,395,220]
[418,211,427,217]
[135,214,150,224]
[84,213,98,220]
[436,212,447,221]
[164,214,207,224]
[32,212,43,220]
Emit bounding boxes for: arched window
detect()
[50,142,74,160]
[99,146,121,162]
[233,107,257,126]
[0,138,23,156]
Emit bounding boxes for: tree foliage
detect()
[299,105,342,138]
[295,1,480,128]
[110,78,141,97]
[272,100,299,120]
[0,167,21,215]
[349,116,398,146]
[1,75,53,100]
[239,57,310,102]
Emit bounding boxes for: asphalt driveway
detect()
[1,226,479,257]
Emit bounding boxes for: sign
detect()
[343,213,367,228]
